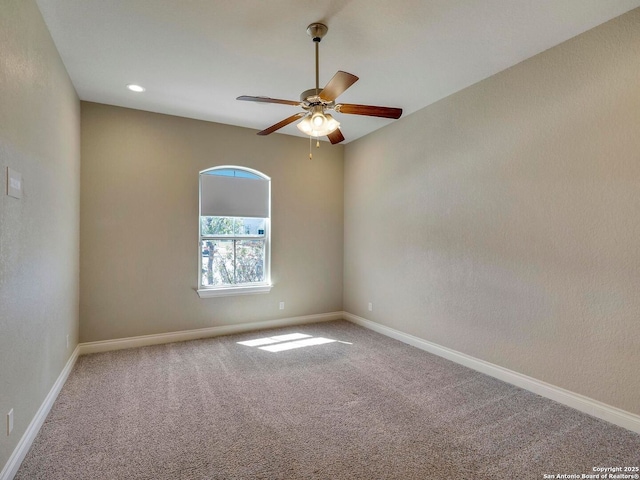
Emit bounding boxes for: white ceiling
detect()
[36,0,640,143]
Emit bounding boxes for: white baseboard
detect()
[344,312,640,435]
[78,311,344,355]
[0,347,80,480]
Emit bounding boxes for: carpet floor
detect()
[16,320,640,479]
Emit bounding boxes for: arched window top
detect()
[200,166,270,218]
[201,166,269,181]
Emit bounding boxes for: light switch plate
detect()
[7,167,22,199]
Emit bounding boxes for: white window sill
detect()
[196,284,272,298]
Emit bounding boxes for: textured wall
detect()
[344,10,640,415]
[80,103,343,342]
[0,0,80,471]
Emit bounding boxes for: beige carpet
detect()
[16,320,640,479]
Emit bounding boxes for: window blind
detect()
[200,174,269,218]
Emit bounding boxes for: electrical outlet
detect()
[368,302,373,311]
[7,409,13,436]
[279,302,285,310]
[66,334,69,349]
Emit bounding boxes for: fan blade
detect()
[319,71,359,102]
[327,128,345,145]
[237,95,301,107]
[257,112,306,136]
[335,103,402,119]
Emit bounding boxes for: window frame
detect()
[196,166,272,298]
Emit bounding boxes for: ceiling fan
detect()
[237,23,403,145]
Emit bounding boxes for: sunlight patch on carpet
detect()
[259,337,337,352]
[237,333,311,347]
[237,333,351,352]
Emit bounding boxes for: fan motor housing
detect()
[300,88,335,108]
[300,88,321,104]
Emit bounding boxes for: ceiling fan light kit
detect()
[297,106,340,137]
[237,22,402,145]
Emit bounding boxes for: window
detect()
[197,167,271,298]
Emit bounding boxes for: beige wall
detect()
[344,10,640,415]
[80,103,344,342]
[0,0,80,471]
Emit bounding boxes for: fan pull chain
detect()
[308,135,321,159]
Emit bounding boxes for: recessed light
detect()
[126,84,145,93]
